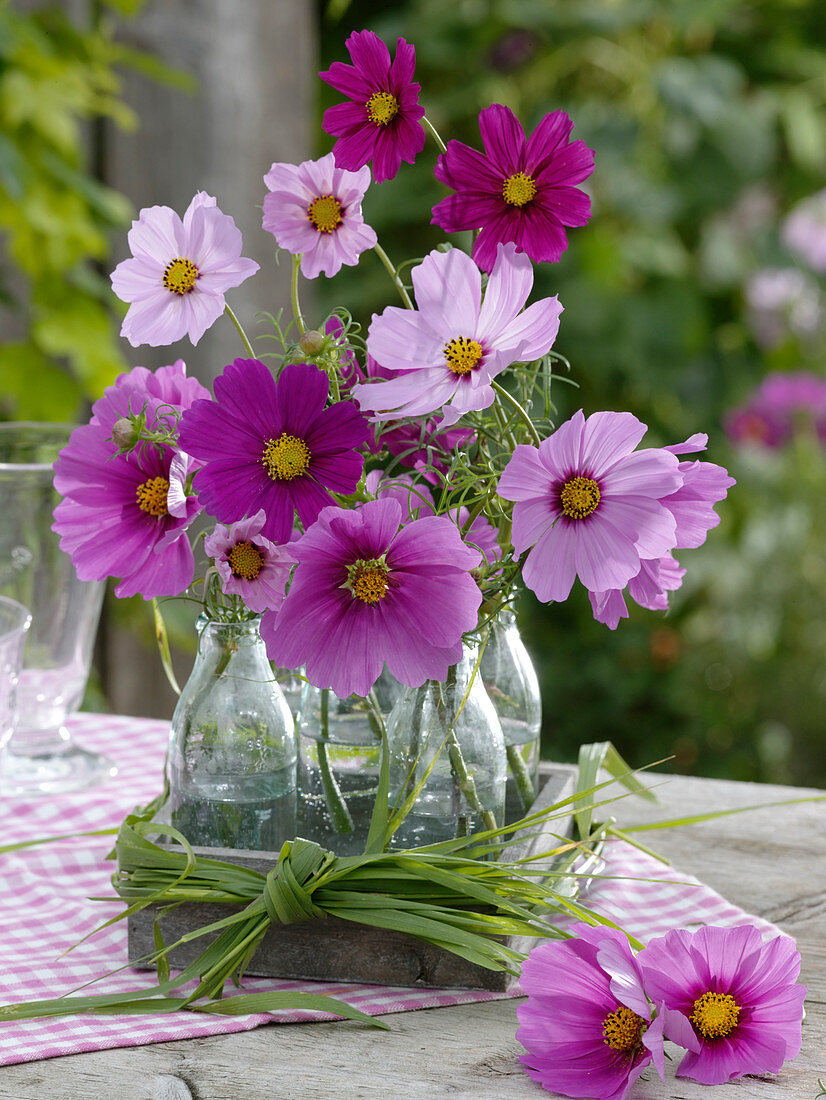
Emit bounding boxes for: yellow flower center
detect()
[502,171,537,207]
[345,558,389,604]
[135,476,170,516]
[602,1006,646,1052]
[366,91,399,126]
[690,992,741,1040]
[559,476,601,520]
[227,540,264,580]
[307,194,343,234]
[262,434,311,481]
[443,336,483,376]
[162,257,199,295]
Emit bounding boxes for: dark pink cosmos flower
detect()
[497,410,682,605]
[91,359,211,438]
[364,469,434,521]
[204,511,296,614]
[53,428,199,600]
[432,104,595,272]
[320,30,426,184]
[178,359,369,544]
[110,193,259,348]
[517,922,675,1100]
[368,417,475,484]
[639,925,806,1085]
[261,498,483,698]
[589,434,735,629]
[725,372,826,448]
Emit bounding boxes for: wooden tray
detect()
[126,763,577,991]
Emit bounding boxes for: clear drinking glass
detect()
[0,595,32,785]
[0,422,110,795]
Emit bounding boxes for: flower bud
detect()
[298,329,325,356]
[111,417,140,451]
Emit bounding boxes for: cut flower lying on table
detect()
[40,24,807,1098]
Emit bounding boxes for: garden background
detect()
[3,0,825,788]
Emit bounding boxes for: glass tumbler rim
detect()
[0,594,32,642]
[0,421,77,472]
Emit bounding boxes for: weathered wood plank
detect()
[2,772,823,1099]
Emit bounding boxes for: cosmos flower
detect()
[368,417,475,484]
[52,428,199,600]
[90,359,211,441]
[447,505,502,567]
[320,30,426,183]
[639,925,807,1085]
[497,410,682,604]
[725,372,826,449]
[352,243,562,427]
[589,434,735,629]
[178,359,369,544]
[432,104,595,272]
[262,154,377,279]
[110,193,259,348]
[363,469,434,521]
[204,511,296,614]
[260,497,483,698]
[517,923,674,1100]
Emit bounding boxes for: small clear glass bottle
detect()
[296,671,401,856]
[167,614,297,850]
[387,640,506,848]
[481,608,542,823]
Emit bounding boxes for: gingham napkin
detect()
[0,714,781,1066]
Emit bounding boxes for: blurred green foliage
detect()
[0,1,168,421]
[320,0,826,785]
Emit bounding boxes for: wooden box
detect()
[126,764,577,992]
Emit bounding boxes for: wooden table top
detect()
[3,770,824,1100]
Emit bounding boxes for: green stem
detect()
[438,669,498,834]
[316,688,353,835]
[422,115,447,154]
[373,243,414,310]
[491,380,542,447]
[506,743,536,813]
[224,304,256,358]
[290,254,307,334]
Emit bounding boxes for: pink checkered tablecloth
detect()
[0,714,782,1066]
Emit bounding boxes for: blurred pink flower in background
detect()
[782,188,826,272]
[725,371,826,448]
[744,268,822,348]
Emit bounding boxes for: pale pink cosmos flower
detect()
[204,511,296,614]
[352,243,562,427]
[110,193,259,348]
[262,153,377,279]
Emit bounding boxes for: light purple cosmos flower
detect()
[204,511,296,614]
[178,359,369,545]
[447,506,502,567]
[262,154,377,280]
[517,922,672,1100]
[352,243,563,427]
[110,193,259,348]
[364,469,434,521]
[744,268,822,348]
[320,30,426,184]
[53,428,199,600]
[726,371,826,448]
[589,434,735,629]
[639,924,807,1085]
[782,188,826,272]
[432,104,595,273]
[497,410,682,604]
[261,497,483,698]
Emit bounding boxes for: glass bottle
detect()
[480,608,542,823]
[296,670,401,856]
[167,614,297,850]
[387,640,506,849]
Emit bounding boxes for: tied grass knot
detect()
[261,838,334,926]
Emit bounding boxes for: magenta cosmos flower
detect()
[320,30,426,184]
[261,497,483,698]
[91,359,211,440]
[517,923,670,1100]
[262,154,377,279]
[111,192,259,348]
[497,410,682,604]
[432,104,595,273]
[352,243,563,427]
[726,371,826,449]
[364,469,434,521]
[589,434,735,629]
[178,359,368,544]
[204,511,295,613]
[53,428,199,600]
[639,924,806,1085]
